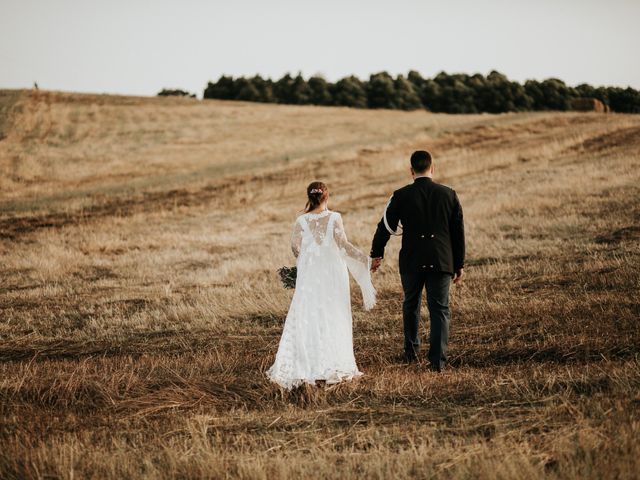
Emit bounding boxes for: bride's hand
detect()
[370,257,382,272]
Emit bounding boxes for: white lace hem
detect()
[266,367,363,390]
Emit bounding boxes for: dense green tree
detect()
[509,81,534,111]
[273,74,295,103]
[475,71,532,112]
[607,87,640,113]
[407,70,426,90]
[394,75,423,110]
[575,83,596,99]
[234,78,261,102]
[330,76,368,108]
[308,76,333,105]
[248,75,275,103]
[203,75,237,100]
[419,79,443,111]
[525,78,574,111]
[290,74,313,105]
[434,73,477,113]
[445,82,477,113]
[367,72,398,109]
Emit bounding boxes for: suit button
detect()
[430,234,435,238]
[422,265,426,269]
[429,265,434,268]
[420,234,425,238]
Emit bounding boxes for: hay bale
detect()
[571,97,607,112]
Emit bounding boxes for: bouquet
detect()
[277,266,297,289]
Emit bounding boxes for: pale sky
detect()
[2,0,639,97]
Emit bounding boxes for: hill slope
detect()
[1,90,639,479]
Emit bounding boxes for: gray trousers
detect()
[400,271,451,368]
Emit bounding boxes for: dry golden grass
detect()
[1,89,639,479]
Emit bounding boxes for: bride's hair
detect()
[305,181,328,213]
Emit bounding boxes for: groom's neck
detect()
[413,173,432,180]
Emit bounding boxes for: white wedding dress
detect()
[267,210,376,389]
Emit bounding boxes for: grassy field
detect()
[0,89,639,479]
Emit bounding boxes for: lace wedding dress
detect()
[266,210,376,389]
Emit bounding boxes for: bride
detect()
[266,181,376,389]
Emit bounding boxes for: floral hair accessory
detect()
[309,188,324,194]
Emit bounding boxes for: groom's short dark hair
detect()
[410,150,432,173]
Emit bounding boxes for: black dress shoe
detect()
[401,354,418,364]
[427,363,442,372]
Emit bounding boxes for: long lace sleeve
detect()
[291,218,303,258]
[333,213,376,310]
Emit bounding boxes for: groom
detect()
[370,150,465,372]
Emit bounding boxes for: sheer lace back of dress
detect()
[302,210,334,246]
[290,209,376,310]
[290,210,333,257]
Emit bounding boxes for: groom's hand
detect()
[453,268,464,284]
[370,257,382,273]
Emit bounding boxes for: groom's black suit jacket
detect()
[370,177,465,275]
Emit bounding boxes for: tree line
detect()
[199,71,640,113]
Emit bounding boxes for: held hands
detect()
[370,257,383,273]
[453,268,464,284]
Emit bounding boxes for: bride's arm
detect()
[291,218,303,258]
[333,214,369,266]
[333,213,376,310]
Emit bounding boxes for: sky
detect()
[2,0,639,97]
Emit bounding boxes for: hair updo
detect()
[305,181,329,213]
